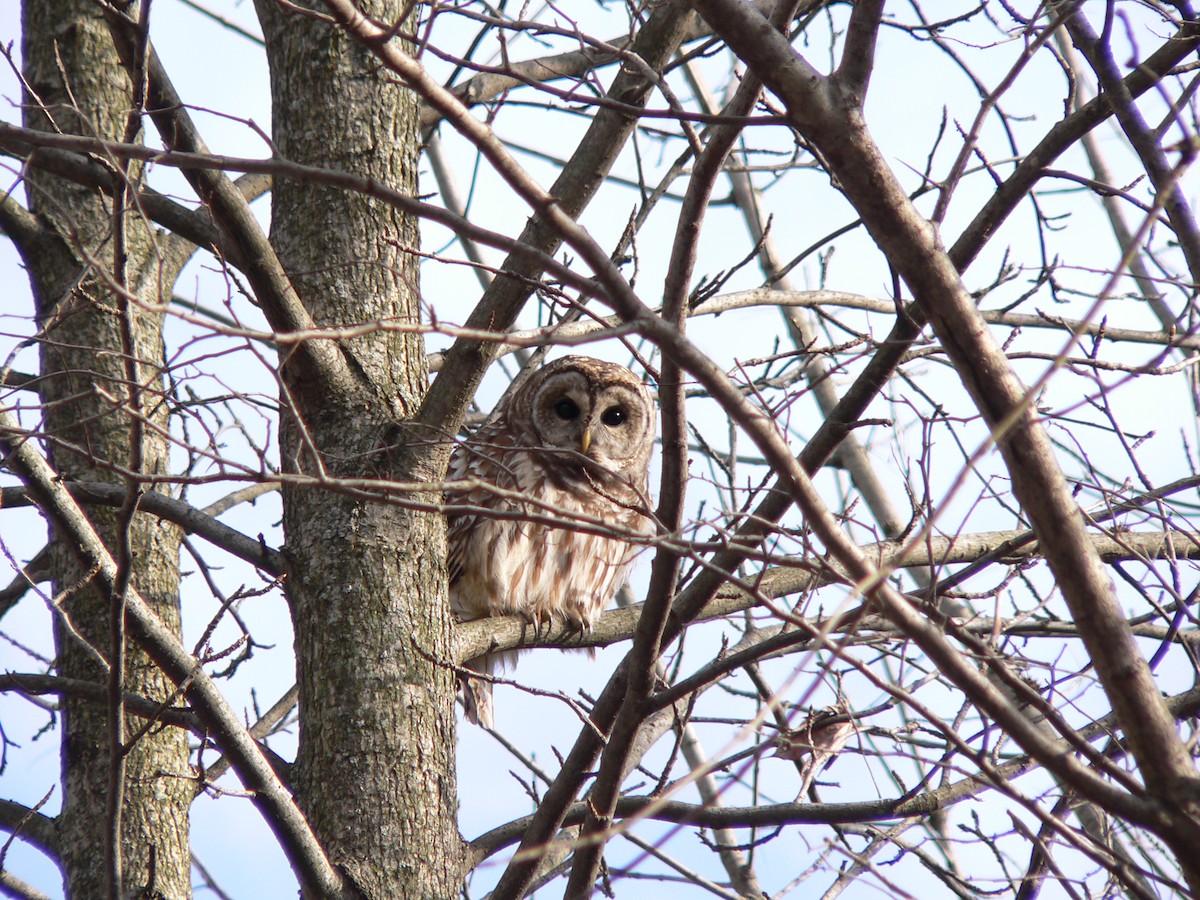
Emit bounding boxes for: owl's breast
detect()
[448,463,646,628]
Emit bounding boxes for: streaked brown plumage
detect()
[446,356,655,727]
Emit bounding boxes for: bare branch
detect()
[1060,4,1200,286]
[472,681,1200,859]
[455,527,1200,662]
[0,672,199,733]
[0,412,351,899]
[689,4,1200,884]
[0,799,59,860]
[100,8,363,398]
[0,483,284,574]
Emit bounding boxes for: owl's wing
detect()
[444,421,518,589]
[444,449,480,588]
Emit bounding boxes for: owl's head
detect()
[516,356,655,480]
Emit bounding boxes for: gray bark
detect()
[20,1,191,897]
[253,0,464,893]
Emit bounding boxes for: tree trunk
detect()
[254,0,464,893]
[20,1,191,897]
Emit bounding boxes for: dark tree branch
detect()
[0,130,267,265]
[0,544,50,621]
[833,0,884,101]
[0,673,199,733]
[0,799,59,860]
[0,193,65,264]
[1060,4,1200,287]
[0,124,608,302]
[0,370,39,391]
[0,482,282,619]
[0,484,284,574]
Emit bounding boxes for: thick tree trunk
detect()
[20,1,192,897]
[254,0,463,893]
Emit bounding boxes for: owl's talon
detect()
[560,611,592,638]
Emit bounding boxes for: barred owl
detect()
[446,356,656,727]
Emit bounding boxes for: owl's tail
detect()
[461,653,498,728]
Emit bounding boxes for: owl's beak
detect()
[580,430,592,454]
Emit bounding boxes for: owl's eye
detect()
[601,406,626,426]
[554,398,580,420]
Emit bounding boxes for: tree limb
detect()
[0,799,58,860]
[0,484,284,575]
[471,680,1200,859]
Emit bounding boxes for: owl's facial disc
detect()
[525,361,652,476]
